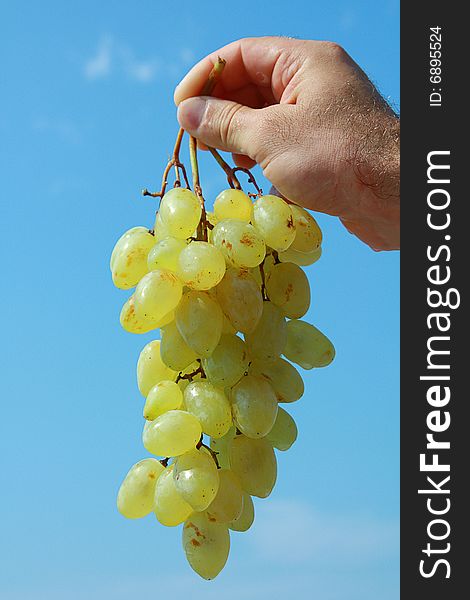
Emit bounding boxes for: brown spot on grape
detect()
[240,234,253,246]
[207,514,217,522]
[285,283,294,301]
[190,539,201,546]
[186,521,205,538]
[287,215,294,228]
[160,270,177,282]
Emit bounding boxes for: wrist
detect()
[338,114,400,250]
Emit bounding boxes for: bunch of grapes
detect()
[111,60,334,580]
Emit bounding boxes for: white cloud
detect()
[84,35,112,80]
[119,46,160,83]
[83,36,193,84]
[126,59,159,83]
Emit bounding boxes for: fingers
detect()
[232,153,256,169]
[217,84,271,109]
[177,96,263,157]
[174,36,305,106]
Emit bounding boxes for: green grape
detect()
[206,469,243,523]
[154,211,171,241]
[184,381,232,439]
[117,458,165,519]
[110,227,155,289]
[110,227,145,270]
[216,269,263,334]
[181,360,201,374]
[214,189,253,222]
[210,427,235,470]
[202,334,249,388]
[143,410,202,457]
[134,269,183,323]
[289,204,322,253]
[154,465,193,526]
[147,237,187,272]
[263,252,277,274]
[250,357,304,403]
[143,380,183,421]
[252,195,296,252]
[182,512,230,580]
[120,295,169,334]
[206,210,218,227]
[266,407,298,451]
[244,301,287,362]
[265,262,311,319]
[173,448,219,511]
[160,321,198,371]
[229,435,277,498]
[177,378,190,394]
[221,313,237,334]
[278,245,322,266]
[229,492,254,532]
[137,340,176,397]
[176,291,223,357]
[230,375,278,439]
[159,188,202,239]
[212,220,266,268]
[284,319,335,369]
[178,241,226,290]
[250,264,263,289]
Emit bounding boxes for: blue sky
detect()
[0,1,399,598]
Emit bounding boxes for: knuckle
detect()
[320,40,347,59]
[219,103,245,149]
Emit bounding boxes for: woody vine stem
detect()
[142,57,262,228]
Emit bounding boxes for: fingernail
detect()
[177,97,208,132]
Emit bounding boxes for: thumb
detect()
[177,96,262,159]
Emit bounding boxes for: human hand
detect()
[174,37,399,251]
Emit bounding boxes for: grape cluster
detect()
[112,183,335,579]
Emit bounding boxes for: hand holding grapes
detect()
[175,36,400,251]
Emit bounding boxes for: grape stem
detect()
[189,135,208,241]
[175,363,206,383]
[185,57,227,242]
[142,127,190,199]
[207,146,263,197]
[232,167,263,196]
[196,437,221,469]
[208,147,242,189]
[200,56,226,95]
[259,260,268,301]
